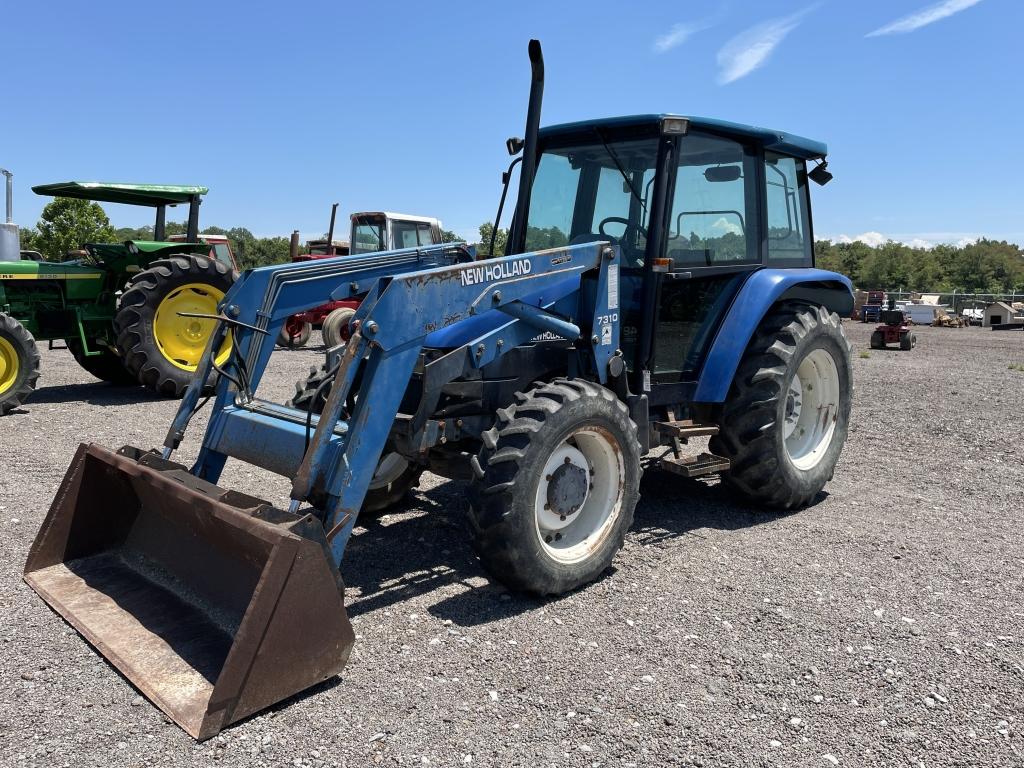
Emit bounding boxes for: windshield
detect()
[351,218,385,254]
[525,137,660,263]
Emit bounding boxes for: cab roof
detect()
[32,182,208,207]
[538,114,827,160]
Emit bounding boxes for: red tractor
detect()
[277,208,446,348]
[870,307,917,350]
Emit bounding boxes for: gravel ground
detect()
[1,322,1021,767]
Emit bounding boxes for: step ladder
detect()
[653,419,730,478]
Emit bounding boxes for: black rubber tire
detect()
[321,306,355,349]
[288,363,422,516]
[900,332,916,351]
[870,330,885,350]
[0,313,41,416]
[276,320,312,349]
[114,255,234,397]
[67,340,136,385]
[710,303,852,510]
[467,378,642,596]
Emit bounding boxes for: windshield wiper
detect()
[594,127,647,218]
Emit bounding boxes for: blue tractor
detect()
[24,41,853,739]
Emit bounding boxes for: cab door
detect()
[647,132,762,401]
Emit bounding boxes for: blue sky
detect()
[4,0,1020,247]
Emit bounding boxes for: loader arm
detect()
[171,241,620,567]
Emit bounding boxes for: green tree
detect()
[18,226,40,254]
[440,228,461,243]
[34,197,116,260]
[477,222,508,256]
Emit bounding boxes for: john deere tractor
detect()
[0,182,236,414]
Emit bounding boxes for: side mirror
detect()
[808,161,833,186]
[506,137,524,156]
[704,166,741,183]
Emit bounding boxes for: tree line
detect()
[814,238,1024,293]
[20,200,1024,293]
[19,198,461,271]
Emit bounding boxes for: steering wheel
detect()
[598,216,648,242]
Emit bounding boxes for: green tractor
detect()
[0,182,237,415]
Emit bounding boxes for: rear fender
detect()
[693,268,852,403]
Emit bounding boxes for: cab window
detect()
[765,153,812,264]
[352,220,384,254]
[212,243,233,268]
[666,133,758,267]
[393,220,420,249]
[416,222,436,246]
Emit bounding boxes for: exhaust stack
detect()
[0,168,19,262]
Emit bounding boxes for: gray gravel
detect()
[1,323,1021,767]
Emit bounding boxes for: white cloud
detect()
[711,217,743,236]
[835,231,888,247]
[653,22,708,54]
[716,8,815,85]
[866,0,984,37]
[827,232,986,248]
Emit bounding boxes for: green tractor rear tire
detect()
[67,340,136,385]
[0,313,41,416]
[289,363,422,517]
[115,255,235,397]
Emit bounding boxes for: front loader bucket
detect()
[23,443,355,740]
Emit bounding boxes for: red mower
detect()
[870,308,917,350]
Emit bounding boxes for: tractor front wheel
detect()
[468,379,641,596]
[321,306,356,349]
[899,331,916,350]
[0,313,41,416]
[710,303,852,509]
[115,255,235,397]
[870,330,885,349]
[276,317,312,349]
[67,340,136,385]
[288,363,422,516]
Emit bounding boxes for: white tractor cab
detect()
[166,233,237,272]
[350,212,444,254]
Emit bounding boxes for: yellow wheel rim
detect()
[153,283,232,371]
[0,336,19,396]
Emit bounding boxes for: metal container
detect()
[0,168,18,262]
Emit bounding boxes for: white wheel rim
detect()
[369,451,407,490]
[534,427,625,564]
[783,347,841,470]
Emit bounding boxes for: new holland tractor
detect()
[0,182,235,414]
[23,41,853,739]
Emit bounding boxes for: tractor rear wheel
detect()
[67,340,136,385]
[0,313,41,416]
[468,379,641,596]
[288,363,422,516]
[276,318,312,349]
[899,331,916,350]
[870,330,885,349]
[321,307,355,349]
[710,303,851,509]
[115,255,234,397]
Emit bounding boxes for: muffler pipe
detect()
[507,39,544,255]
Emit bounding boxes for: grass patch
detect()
[1009,363,1024,372]
[859,351,871,359]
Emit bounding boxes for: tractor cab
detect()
[167,233,238,272]
[508,114,834,397]
[350,211,443,255]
